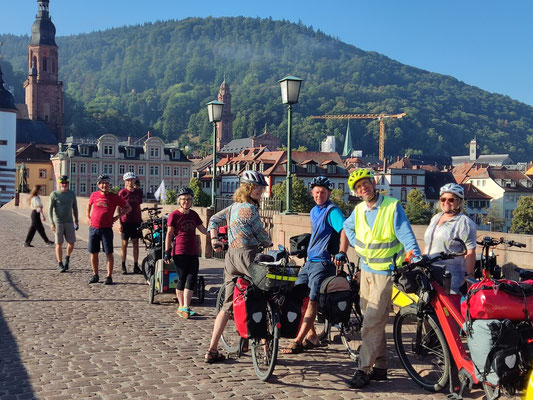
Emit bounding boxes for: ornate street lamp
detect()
[206,100,224,209]
[278,75,302,213]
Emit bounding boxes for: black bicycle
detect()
[475,236,526,279]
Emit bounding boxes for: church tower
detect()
[24,0,64,142]
[216,79,233,151]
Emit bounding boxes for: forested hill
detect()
[2,17,533,160]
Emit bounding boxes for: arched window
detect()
[42,57,48,72]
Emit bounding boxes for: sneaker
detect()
[104,276,113,285]
[24,243,34,248]
[46,241,55,246]
[58,262,66,273]
[88,274,99,284]
[63,260,69,271]
[346,370,370,389]
[177,307,189,319]
[187,308,197,317]
[132,266,142,274]
[121,264,127,275]
[369,367,388,381]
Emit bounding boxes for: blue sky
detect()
[2,0,532,106]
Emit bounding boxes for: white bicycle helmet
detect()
[241,170,268,186]
[440,183,464,199]
[123,171,137,181]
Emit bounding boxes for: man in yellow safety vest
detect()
[339,168,421,389]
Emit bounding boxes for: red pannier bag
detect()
[232,276,268,339]
[461,278,533,321]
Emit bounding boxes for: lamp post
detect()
[206,100,224,209]
[278,75,302,214]
[66,147,75,193]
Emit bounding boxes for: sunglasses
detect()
[440,197,456,204]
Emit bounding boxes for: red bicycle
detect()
[392,246,533,399]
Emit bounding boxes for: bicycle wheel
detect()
[148,274,156,304]
[393,305,450,392]
[251,302,279,381]
[315,310,330,341]
[340,298,364,361]
[196,276,205,304]
[215,285,241,353]
[141,255,154,282]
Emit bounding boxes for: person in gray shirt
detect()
[49,175,79,273]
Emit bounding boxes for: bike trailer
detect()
[233,276,268,339]
[319,274,351,324]
[461,278,533,321]
[248,259,298,292]
[279,283,309,338]
[154,259,179,293]
[466,318,521,387]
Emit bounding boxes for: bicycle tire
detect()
[148,274,156,304]
[393,305,450,392]
[339,297,364,361]
[196,276,205,304]
[315,310,330,341]
[251,302,279,381]
[215,285,241,353]
[141,255,154,282]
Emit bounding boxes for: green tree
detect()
[189,178,211,207]
[272,177,314,213]
[165,189,177,205]
[482,206,506,232]
[510,196,533,234]
[405,189,432,225]
[330,188,352,216]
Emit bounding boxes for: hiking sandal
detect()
[281,341,305,354]
[205,350,226,364]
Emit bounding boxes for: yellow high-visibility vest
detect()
[354,196,404,271]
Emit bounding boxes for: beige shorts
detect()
[55,222,76,244]
[222,246,258,312]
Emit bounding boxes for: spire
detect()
[30,0,57,46]
[342,121,354,156]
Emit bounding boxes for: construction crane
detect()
[310,113,406,161]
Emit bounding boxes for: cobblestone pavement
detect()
[0,208,489,399]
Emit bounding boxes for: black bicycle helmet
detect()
[97,174,111,184]
[310,176,333,190]
[177,187,194,197]
[241,170,268,186]
[58,175,69,183]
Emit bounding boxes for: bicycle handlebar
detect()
[476,236,526,248]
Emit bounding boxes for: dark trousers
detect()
[25,210,50,244]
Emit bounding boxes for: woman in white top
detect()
[424,183,477,294]
[24,185,53,247]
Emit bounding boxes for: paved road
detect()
[0,207,487,399]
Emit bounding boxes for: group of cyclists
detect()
[200,168,477,392]
[32,166,478,392]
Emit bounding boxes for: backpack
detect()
[318,274,351,324]
[232,276,268,339]
[466,319,521,387]
[278,284,309,338]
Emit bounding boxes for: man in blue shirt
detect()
[282,176,347,354]
[340,169,421,389]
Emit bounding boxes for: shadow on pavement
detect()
[0,307,35,398]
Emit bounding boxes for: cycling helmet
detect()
[310,176,333,190]
[440,183,464,199]
[123,171,137,181]
[177,187,194,197]
[241,170,268,186]
[348,169,374,190]
[97,174,111,184]
[58,175,69,183]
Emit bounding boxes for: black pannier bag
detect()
[319,274,351,324]
[279,284,309,338]
[232,276,268,339]
[466,318,521,387]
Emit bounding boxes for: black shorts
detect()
[88,227,114,254]
[121,222,142,240]
[172,254,199,291]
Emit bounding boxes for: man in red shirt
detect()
[118,172,143,275]
[86,174,131,285]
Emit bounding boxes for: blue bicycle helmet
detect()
[310,176,333,190]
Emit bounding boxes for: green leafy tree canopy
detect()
[189,178,211,207]
[510,196,533,234]
[272,177,314,213]
[405,189,433,225]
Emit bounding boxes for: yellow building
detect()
[16,143,55,195]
